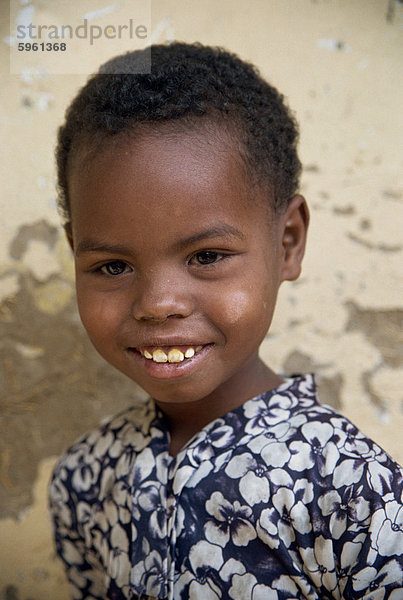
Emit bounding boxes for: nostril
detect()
[138,312,185,322]
[137,314,164,323]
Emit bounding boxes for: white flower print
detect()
[256,508,280,549]
[243,393,296,433]
[114,446,135,479]
[298,375,316,398]
[336,535,366,594]
[154,450,170,484]
[60,537,86,566]
[247,421,305,472]
[49,375,403,600]
[111,480,132,525]
[173,460,214,494]
[299,535,338,593]
[246,421,299,454]
[330,417,372,457]
[204,491,257,547]
[176,541,224,600]
[176,551,248,600]
[352,559,402,596]
[269,468,294,488]
[49,477,71,526]
[273,485,312,546]
[318,485,370,539]
[174,503,186,539]
[188,422,236,461]
[219,558,246,582]
[332,436,391,491]
[71,456,100,492]
[271,574,300,596]
[131,549,167,597]
[256,477,314,550]
[132,447,157,487]
[65,442,93,470]
[332,457,365,488]
[229,573,278,599]
[370,500,403,557]
[261,441,291,468]
[93,431,115,458]
[108,522,131,588]
[68,567,88,591]
[367,458,396,496]
[136,482,167,538]
[114,423,150,454]
[225,453,270,506]
[99,467,132,525]
[288,421,339,476]
[76,500,97,541]
[293,477,314,505]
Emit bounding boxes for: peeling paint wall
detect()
[1,1,402,597]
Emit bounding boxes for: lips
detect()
[127,343,213,381]
[136,345,204,363]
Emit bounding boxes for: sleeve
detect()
[312,416,403,599]
[49,459,106,600]
[279,410,403,599]
[338,462,403,599]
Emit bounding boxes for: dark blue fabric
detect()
[49,375,403,599]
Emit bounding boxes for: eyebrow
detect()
[173,223,246,251]
[75,223,245,257]
[75,241,133,257]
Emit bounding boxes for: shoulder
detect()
[56,399,154,465]
[222,376,403,596]
[49,399,157,504]
[241,374,402,489]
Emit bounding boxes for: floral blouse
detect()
[49,374,403,599]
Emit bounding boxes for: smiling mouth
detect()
[136,345,204,364]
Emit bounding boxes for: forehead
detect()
[68,125,272,242]
[71,124,246,191]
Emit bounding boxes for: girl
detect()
[49,42,402,599]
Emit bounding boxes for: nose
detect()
[131,271,193,322]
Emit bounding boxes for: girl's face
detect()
[68,127,308,419]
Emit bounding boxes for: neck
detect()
[155,358,283,456]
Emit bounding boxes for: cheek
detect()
[218,290,254,325]
[76,287,123,341]
[212,286,275,334]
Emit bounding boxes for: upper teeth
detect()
[140,346,202,363]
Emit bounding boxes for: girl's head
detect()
[60,42,308,412]
[56,42,301,230]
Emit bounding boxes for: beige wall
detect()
[1,1,402,598]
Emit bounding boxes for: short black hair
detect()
[56,42,301,224]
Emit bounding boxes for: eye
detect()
[190,251,224,266]
[99,261,130,276]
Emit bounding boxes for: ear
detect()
[64,223,74,252]
[280,195,309,282]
